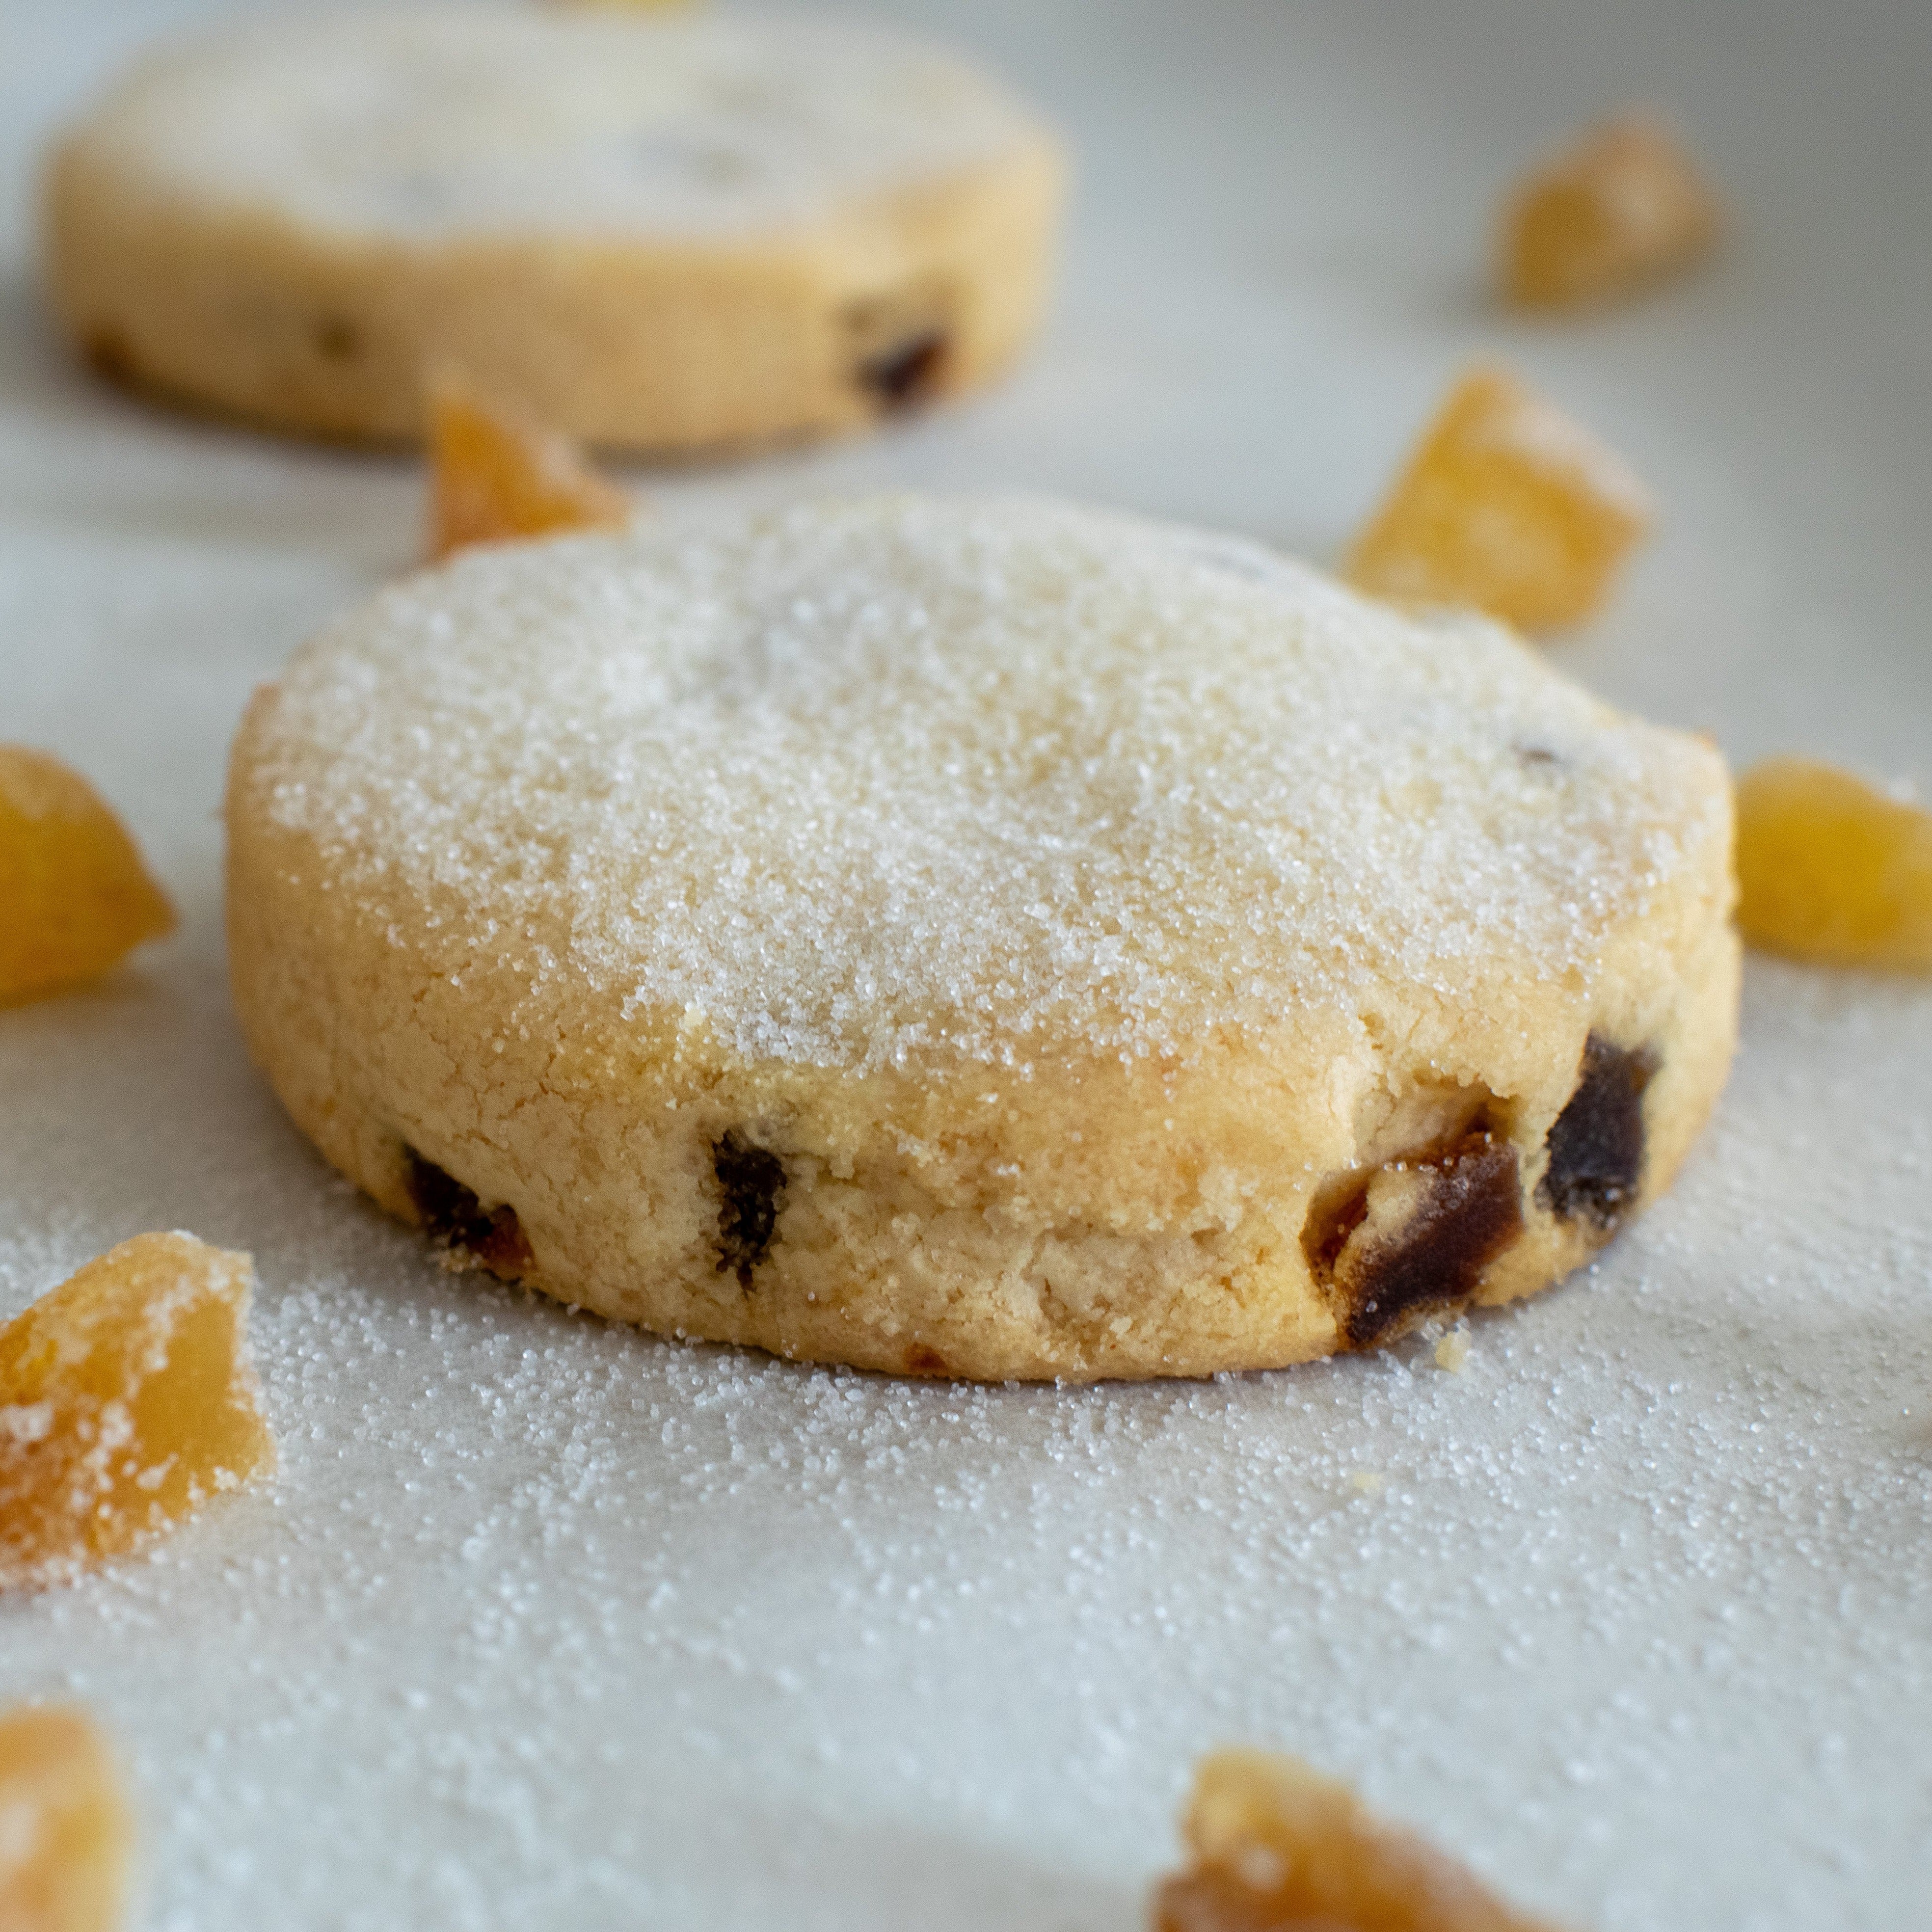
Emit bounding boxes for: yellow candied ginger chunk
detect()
[1735,757,1932,971]
[427,372,632,563]
[1152,1750,1563,1932]
[1345,366,1652,634]
[0,1706,133,1932]
[0,1233,275,1593]
[0,748,174,1007]
[1502,112,1721,312]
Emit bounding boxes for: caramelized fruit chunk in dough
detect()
[1501,112,1721,311]
[1345,366,1652,634]
[427,373,632,562]
[0,747,174,1007]
[1735,757,1932,971]
[1152,1750,1562,1932]
[0,1233,274,1592]
[0,1705,133,1932]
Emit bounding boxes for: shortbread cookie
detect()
[225,496,1738,1381]
[44,9,1065,450]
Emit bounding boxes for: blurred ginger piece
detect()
[1735,757,1932,970]
[0,1706,132,1932]
[0,748,174,1007]
[1345,365,1651,633]
[1153,1749,1561,1932]
[0,1233,275,1593]
[1501,112,1720,311]
[427,372,632,562]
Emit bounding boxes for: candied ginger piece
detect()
[1345,366,1651,633]
[427,372,632,562]
[1151,1750,1562,1932]
[0,1706,133,1932]
[1502,112,1721,312]
[0,748,174,1007]
[0,1233,274,1592]
[1735,757,1932,971]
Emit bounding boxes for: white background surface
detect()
[3,2,1930,1927]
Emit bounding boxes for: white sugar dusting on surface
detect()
[4,955,1930,1930]
[70,9,1051,242]
[252,495,1724,1071]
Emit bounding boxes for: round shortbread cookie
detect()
[43,8,1065,450]
[225,496,1739,1381]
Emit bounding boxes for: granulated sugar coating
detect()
[252,495,1720,1075]
[228,495,1736,1380]
[56,11,1049,241]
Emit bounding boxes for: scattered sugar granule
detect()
[1435,1328,1472,1372]
[0,1234,275,1592]
[1501,111,1721,311]
[1734,757,1932,971]
[426,372,632,563]
[1151,1748,1560,1932]
[1345,365,1652,633]
[0,746,174,1007]
[0,1705,132,1932]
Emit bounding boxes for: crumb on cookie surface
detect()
[0,746,174,1007]
[1501,111,1721,312]
[0,1705,132,1932]
[1152,1748,1563,1932]
[0,1234,275,1593]
[1735,757,1932,971]
[1345,367,1652,634]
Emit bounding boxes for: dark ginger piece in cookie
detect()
[844,285,953,413]
[711,1131,787,1289]
[1306,1126,1523,1350]
[1536,1034,1656,1229]
[313,313,362,362]
[403,1149,533,1276]
[81,326,136,386]
[857,330,950,410]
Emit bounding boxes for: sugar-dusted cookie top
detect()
[57,8,1055,242]
[244,496,1729,1072]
